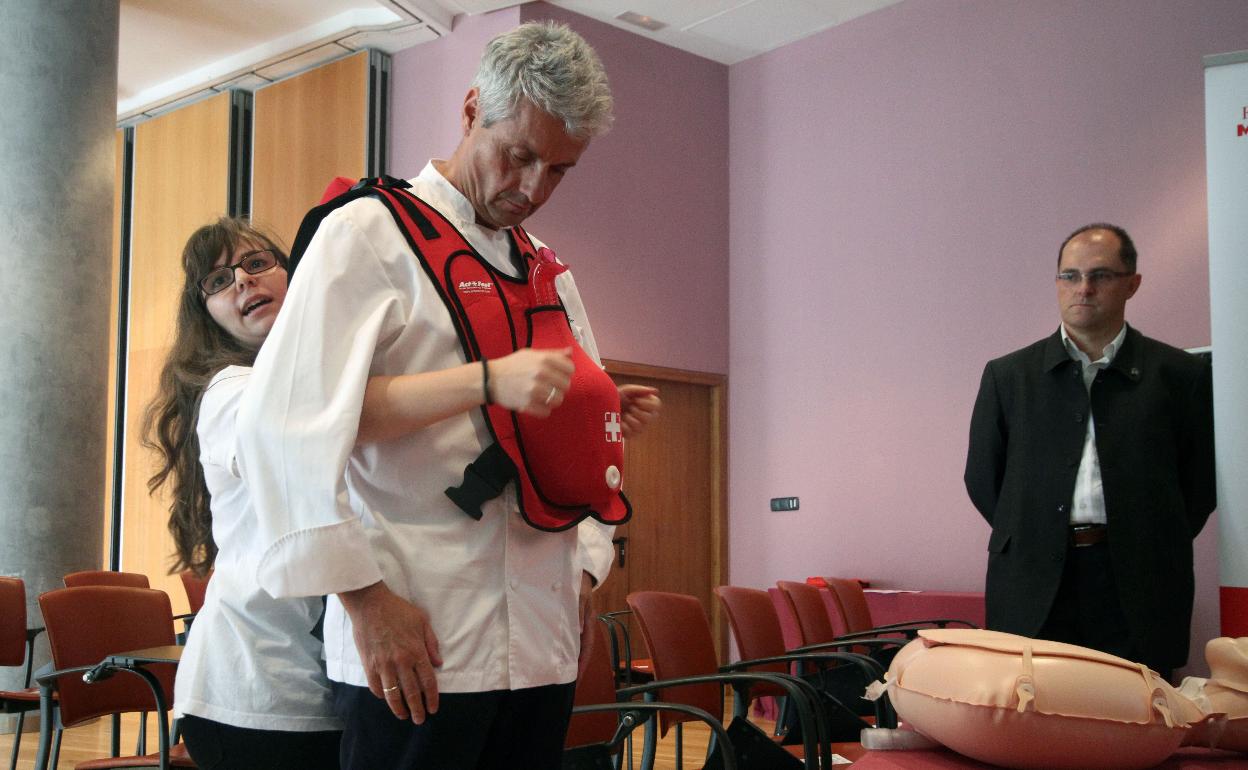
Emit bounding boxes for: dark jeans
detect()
[180,714,342,770]
[332,680,576,770]
[1037,541,1173,681]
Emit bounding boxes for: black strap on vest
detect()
[444,442,516,521]
[287,175,430,277]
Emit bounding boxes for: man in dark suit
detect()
[964,223,1215,679]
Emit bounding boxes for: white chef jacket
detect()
[173,366,340,731]
[236,161,616,692]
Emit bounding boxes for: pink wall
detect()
[727,0,1248,674]
[390,3,730,373]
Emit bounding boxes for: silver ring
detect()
[382,685,400,695]
[544,386,558,405]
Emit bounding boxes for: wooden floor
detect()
[0,700,815,769]
[1,712,162,770]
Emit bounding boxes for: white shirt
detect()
[173,366,340,731]
[236,162,616,692]
[1061,323,1128,526]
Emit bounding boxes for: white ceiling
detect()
[118,0,901,119]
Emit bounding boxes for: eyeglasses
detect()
[199,249,280,296]
[1056,269,1133,286]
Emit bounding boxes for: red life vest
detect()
[290,176,631,532]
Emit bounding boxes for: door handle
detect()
[612,536,628,568]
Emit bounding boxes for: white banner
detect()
[1205,51,1248,634]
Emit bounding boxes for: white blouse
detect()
[236,162,616,693]
[173,366,340,731]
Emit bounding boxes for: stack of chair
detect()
[1,577,43,770]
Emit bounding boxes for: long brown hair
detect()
[143,218,288,576]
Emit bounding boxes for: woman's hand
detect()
[489,347,575,416]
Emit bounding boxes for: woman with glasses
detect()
[144,218,342,769]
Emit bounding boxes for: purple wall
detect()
[390,10,519,180]
[389,0,1244,675]
[390,3,730,373]
[728,0,1248,674]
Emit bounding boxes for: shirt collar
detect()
[416,160,479,230]
[1061,322,1128,366]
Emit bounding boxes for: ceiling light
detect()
[615,11,666,32]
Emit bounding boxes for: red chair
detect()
[626,591,833,768]
[177,571,211,615]
[717,585,895,732]
[1,577,44,770]
[34,586,194,769]
[775,581,841,647]
[62,570,150,589]
[597,609,654,688]
[564,621,737,768]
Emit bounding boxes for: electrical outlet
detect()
[769,497,800,512]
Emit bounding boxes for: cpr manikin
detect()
[865,628,1248,769]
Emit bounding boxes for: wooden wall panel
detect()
[252,51,371,248]
[123,92,233,611]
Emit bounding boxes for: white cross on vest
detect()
[604,412,622,443]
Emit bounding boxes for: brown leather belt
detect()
[1070,524,1108,547]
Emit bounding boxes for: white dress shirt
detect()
[236,161,616,692]
[173,366,340,731]
[1061,323,1128,526]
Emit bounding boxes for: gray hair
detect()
[471,21,613,139]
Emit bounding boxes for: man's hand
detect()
[338,581,443,723]
[490,348,575,416]
[618,385,661,438]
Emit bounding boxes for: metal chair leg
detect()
[7,711,24,770]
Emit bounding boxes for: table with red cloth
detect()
[849,746,1248,768]
[862,589,986,629]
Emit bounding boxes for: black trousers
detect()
[332,680,576,770]
[1037,541,1172,681]
[180,714,342,770]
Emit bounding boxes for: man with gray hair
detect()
[237,21,659,768]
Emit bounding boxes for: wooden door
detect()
[596,361,727,660]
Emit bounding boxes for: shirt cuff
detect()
[257,518,383,599]
[576,519,615,588]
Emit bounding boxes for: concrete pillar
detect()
[0,0,120,706]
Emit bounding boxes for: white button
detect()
[552,581,561,592]
[605,465,621,489]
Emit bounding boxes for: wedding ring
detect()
[383,685,400,695]
[545,386,558,405]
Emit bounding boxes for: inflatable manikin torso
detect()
[1180,637,1248,753]
[869,628,1240,770]
[289,176,630,532]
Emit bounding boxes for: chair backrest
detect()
[63,570,150,589]
[714,586,787,671]
[626,591,721,736]
[824,577,874,635]
[768,587,805,651]
[38,586,176,727]
[564,622,624,749]
[776,581,837,646]
[179,570,212,614]
[0,576,28,666]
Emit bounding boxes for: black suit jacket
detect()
[964,326,1215,668]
